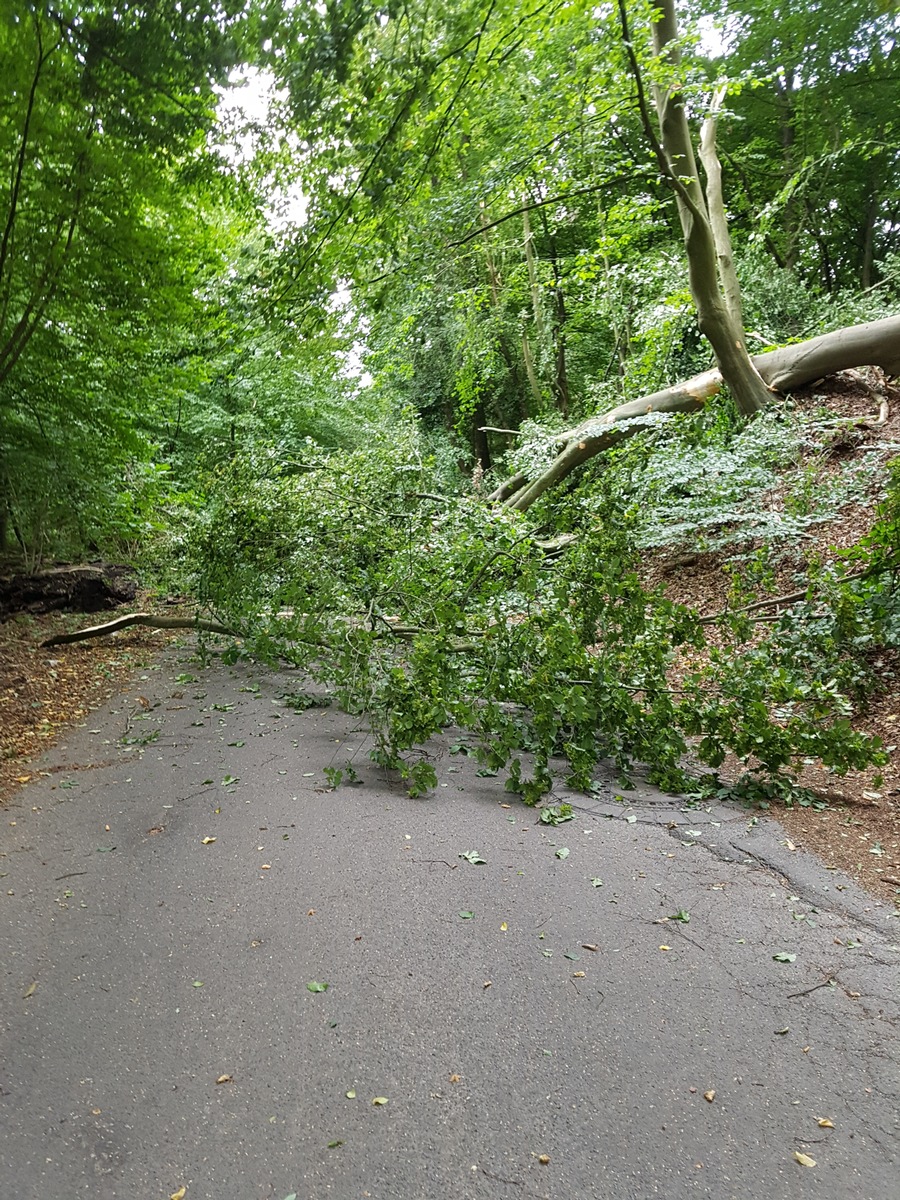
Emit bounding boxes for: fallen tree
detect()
[41,612,233,647]
[493,316,900,512]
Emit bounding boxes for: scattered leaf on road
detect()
[703,1090,716,1102]
[555,847,569,860]
[540,804,573,826]
[327,1140,344,1149]
[793,1152,816,1167]
[582,943,598,952]
[215,1074,233,1085]
[773,953,797,963]
[170,1189,187,1200]
[201,837,216,845]
[23,981,37,999]
[306,981,329,993]
[538,1154,550,1165]
[563,952,580,961]
[669,909,690,923]
[192,981,204,988]
[459,851,486,865]
[590,878,603,887]
[372,1096,389,1106]
[659,945,671,952]
[345,1090,356,1099]
[573,971,586,978]
[817,1118,834,1128]
[458,910,474,920]
[775,1027,790,1035]
[500,921,508,931]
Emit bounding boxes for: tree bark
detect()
[699,87,742,328]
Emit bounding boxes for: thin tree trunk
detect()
[699,87,742,328]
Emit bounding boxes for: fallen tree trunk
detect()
[41,612,234,647]
[498,315,900,511]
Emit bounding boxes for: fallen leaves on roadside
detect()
[793,1151,816,1167]
[345,1090,356,1099]
[170,1188,187,1200]
[703,1090,716,1103]
[449,1074,461,1083]
[327,1140,344,1149]
[201,836,216,845]
[459,850,486,865]
[372,1096,389,1106]
[817,1118,834,1128]
[590,878,603,887]
[538,1154,550,1165]
[773,952,797,963]
[22,980,37,999]
[215,1074,233,1085]
[458,910,474,920]
[192,981,204,988]
[555,847,570,860]
[659,945,672,952]
[306,981,328,993]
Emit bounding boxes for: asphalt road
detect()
[1,648,898,1200]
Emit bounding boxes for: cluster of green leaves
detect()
[169,425,889,801]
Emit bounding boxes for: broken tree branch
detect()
[41,612,234,647]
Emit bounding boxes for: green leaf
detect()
[221,775,239,787]
[306,981,329,993]
[772,953,797,963]
[555,847,570,860]
[540,804,574,826]
[590,877,603,887]
[192,980,204,988]
[458,910,475,920]
[459,850,487,865]
[669,909,690,923]
[327,1140,344,1149]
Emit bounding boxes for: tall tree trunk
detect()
[634,0,771,417]
[536,203,570,417]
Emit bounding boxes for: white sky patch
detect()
[216,67,309,229]
[217,70,371,386]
